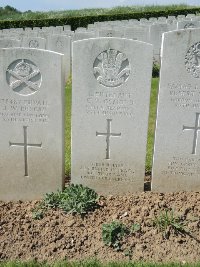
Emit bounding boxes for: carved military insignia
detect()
[6,59,42,96]
[93,49,131,87]
[185,42,200,78]
[184,23,195,29]
[29,40,39,48]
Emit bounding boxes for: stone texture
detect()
[73,32,96,41]
[152,29,200,192]
[177,20,200,30]
[0,48,65,200]
[124,25,150,42]
[97,28,124,38]
[21,37,46,49]
[72,38,153,195]
[0,38,21,48]
[149,23,169,62]
[47,34,71,81]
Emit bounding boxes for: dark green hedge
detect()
[0,7,200,30]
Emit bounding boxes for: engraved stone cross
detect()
[183,112,200,154]
[96,119,121,160]
[9,126,42,177]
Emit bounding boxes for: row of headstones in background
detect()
[0,19,199,65]
[1,29,200,200]
[0,35,71,82]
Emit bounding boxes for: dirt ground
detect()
[0,178,200,263]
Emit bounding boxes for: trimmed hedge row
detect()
[0,7,200,30]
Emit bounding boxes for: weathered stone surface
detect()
[97,28,124,38]
[0,48,65,200]
[0,38,21,48]
[124,25,150,42]
[72,38,153,195]
[73,32,96,41]
[47,34,71,81]
[21,37,46,49]
[177,20,200,30]
[149,23,169,62]
[152,29,200,192]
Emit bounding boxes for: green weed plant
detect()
[32,184,99,218]
[153,209,187,239]
[102,221,128,251]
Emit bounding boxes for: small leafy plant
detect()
[32,184,99,219]
[102,221,128,251]
[130,223,141,233]
[58,184,99,214]
[153,209,187,239]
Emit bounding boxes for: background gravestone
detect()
[152,29,200,192]
[72,38,153,195]
[124,25,150,42]
[0,48,65,201]
[0,38,21,48]
[21,37,46,49]
[47,34,71,81]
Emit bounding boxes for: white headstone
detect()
[0,48,65,200]
[64,25,71,31]
[124,25,150,42]
[149,23,169,62]
[47,34,71,81]
[21,37,46,49]
[177,20,200,30]
[158,17,167,23]
[152,29,200,192]
[73,32,95,41]
[0,38,21,48]
[72,38,153,194]
[149,17,158,22]
[97,28,124,38]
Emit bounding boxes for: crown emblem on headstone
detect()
[93,48,131,87]
[14,60,31,76]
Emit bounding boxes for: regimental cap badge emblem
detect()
[6,59,42,96]
[29,40,39,48]
[184,23,195,29]
[185,42,200,78]
[93,48,131,87]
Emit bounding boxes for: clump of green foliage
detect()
[102,221,141,252]
[32,184,99,219]
[152,209,187,239]
[130,222,141,233]
[102,221,128,251]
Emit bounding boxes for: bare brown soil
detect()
[0,186,200,263]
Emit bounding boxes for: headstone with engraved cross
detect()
[152,28,200,192]
[0,48,65,201]
[72,38,153,195]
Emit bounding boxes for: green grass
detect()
[65,76,72,177]
[0,4,196,21]
[64,77,159,177]
[145,78,159,174]
[1,261,200,267]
